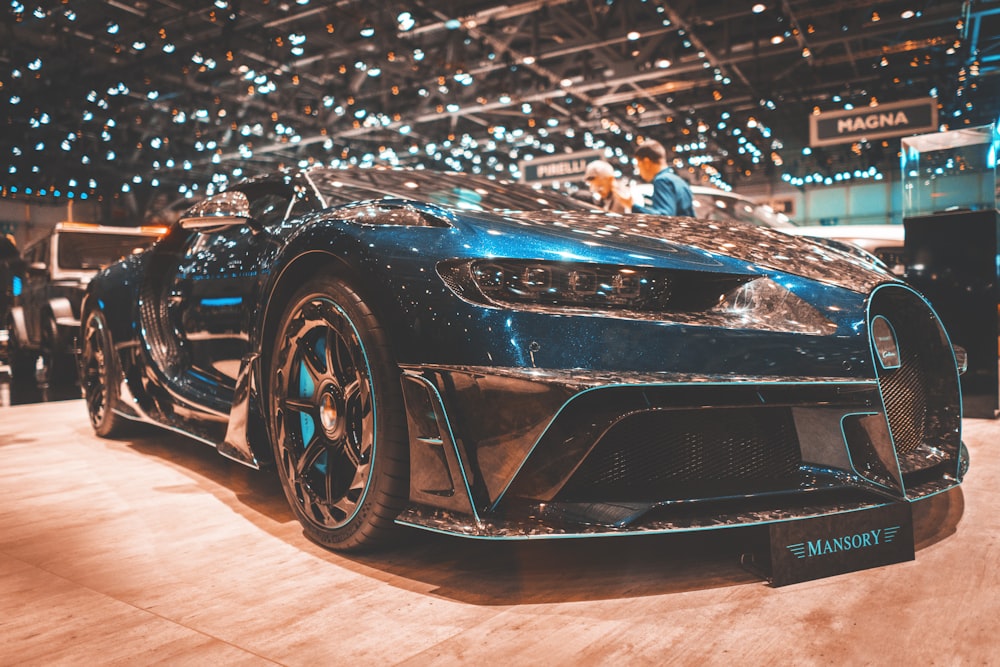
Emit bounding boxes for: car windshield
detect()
[691,192,797,229]
[306,169,595,213]
[57,232,157,270]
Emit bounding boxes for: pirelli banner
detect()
[809,98,938,147]
[519,150,603,183]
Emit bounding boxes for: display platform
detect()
[1,399,997,663]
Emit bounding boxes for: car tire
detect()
[268,275,408,551]
[80,308,129,437]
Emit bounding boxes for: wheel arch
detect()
[45,297,77,352]
[46,296,74,325]
[81,258,145,346]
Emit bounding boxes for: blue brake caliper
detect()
[299,334,327,475]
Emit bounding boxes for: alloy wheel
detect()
[272,296,376,530]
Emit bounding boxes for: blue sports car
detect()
[79,167,968,550]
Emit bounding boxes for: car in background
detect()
[0,233,25,387]
[79,167,965,552]
[689,186,906,273]
[6,222,165,389]
[784,222,907,274]
[0,233,24,320]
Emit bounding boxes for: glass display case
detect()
[901,123,999,218]
[902,122,1000,418]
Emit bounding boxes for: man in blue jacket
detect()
[616,139,694,217]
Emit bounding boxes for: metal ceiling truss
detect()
[2,0,998,214]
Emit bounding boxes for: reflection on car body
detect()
[80,168,966,551]
[689,186,906,273]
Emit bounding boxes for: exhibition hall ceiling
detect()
[2,0,998,211]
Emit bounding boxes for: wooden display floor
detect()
[1,399,997,664]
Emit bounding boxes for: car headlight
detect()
[440,259,749,313]
[471,260,680,310]
[438,259,837,334]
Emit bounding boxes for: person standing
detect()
[583,160,631,213]
[615,139,694,217]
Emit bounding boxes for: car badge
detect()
[871,315,901,369]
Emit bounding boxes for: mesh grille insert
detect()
[558,407,801,502]
[879,349,927,456]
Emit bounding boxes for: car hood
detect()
[453,209,894,293]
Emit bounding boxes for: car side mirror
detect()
[179,191,253,230]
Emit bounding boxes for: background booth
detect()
[902,124,1000,418]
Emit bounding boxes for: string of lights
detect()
[2,0,995,216]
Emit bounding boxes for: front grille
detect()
[558,407,801,502]
[869,285,961,476]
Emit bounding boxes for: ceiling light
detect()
[752,3,766,13]
[901,10,915,19]
[771,35,784,45]
[397,12,415,31]
[627,31,640,40]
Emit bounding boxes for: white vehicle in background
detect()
[782,222,907,273]
[689,186,906,274]
[6,222,166,391]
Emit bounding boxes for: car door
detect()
[142,181,303,413]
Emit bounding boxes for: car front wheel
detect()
[268,275,408,551]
